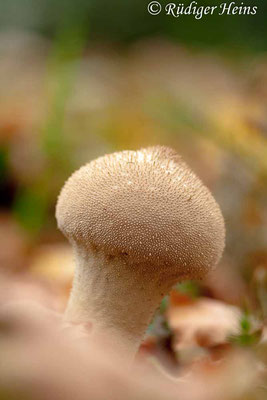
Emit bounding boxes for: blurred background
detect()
[0,0,267,399]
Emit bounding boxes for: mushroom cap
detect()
[56,146,225,280]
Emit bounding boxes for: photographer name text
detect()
[148,1,258,18]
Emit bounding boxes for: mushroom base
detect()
[64,246,172,360]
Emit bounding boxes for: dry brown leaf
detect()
[167,297,241,351]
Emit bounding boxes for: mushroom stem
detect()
[65,246,169,360]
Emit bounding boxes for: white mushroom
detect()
[56,146,225,360]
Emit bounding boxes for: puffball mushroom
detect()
[56,146,225,359]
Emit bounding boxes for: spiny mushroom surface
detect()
[56,146,225,360]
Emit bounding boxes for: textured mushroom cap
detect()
[56,146,225,280]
